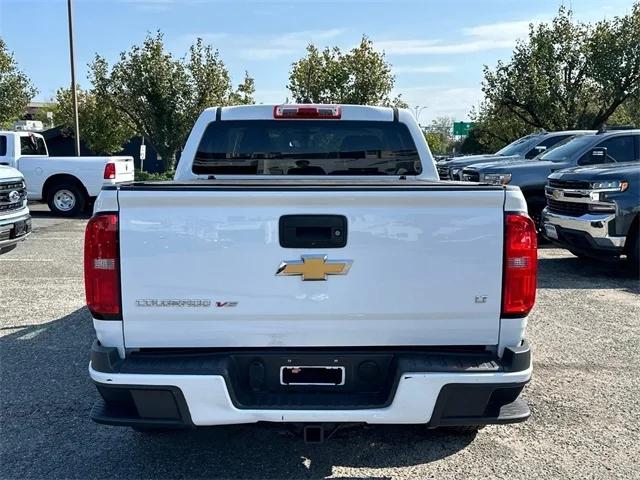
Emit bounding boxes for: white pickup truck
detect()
[0,131,134,216]
[0,165,31,254]
[86,104,537,440]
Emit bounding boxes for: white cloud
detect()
[393,65,453,74]
[463,20,531,44]
[378,19,533,55]
[120,0,175,12]
[397,86,483,122]
[238,29,346,60]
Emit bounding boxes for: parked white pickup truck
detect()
[0,131,134,216]
[86,105,537,439]
[0,165,31,254]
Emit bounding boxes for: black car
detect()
[541,162,640,270]
[460,129,640,227]
[436,130,594,180]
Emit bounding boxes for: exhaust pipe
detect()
[303,424,325,444]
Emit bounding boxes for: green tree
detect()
[608,93,640,126]
[459,128,493,155]
[53,87,135,155]
[469,101,531,152]
[0,38,37,127]
[424,117,455,155]
[480,4,640,133]
[288,36,407,107]
[91,32,255,171]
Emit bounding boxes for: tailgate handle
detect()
[279,215,347,248]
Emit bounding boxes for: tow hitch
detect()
[296,423,357,443]
[303,424,325,444]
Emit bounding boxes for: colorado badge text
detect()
[135,299,212,307]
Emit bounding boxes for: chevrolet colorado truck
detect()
[460,129,640,229]
[86,104,537,439]
[542,162,640,271]
[0,131,134,216]
[436,130,593,180]
[0,165,31,255]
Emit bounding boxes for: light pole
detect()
[413,105,428,127]
[67,0,81,156]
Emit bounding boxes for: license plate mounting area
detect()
[280,366,345,386]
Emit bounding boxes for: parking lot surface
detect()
[1,204,639,480]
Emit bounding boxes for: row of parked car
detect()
[437,127,640,271]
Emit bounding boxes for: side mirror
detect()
[534,146,547,154]
[591,147,607,160]
[526,145,547,159]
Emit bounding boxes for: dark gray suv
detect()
[460,129,640,227]
[436,130,594,180]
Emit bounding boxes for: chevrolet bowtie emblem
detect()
[276,255,352,281]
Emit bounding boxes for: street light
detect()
[413,105,428,127]
[67,0,81,156]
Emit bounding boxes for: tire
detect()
[47,183,86,217]
[0,244,17,255]
[626,227,640,276]
[568,249,590,260]
[523,193,547,240]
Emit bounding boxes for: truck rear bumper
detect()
[89,341,532,428]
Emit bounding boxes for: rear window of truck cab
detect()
[193,120,421,176]
[20,135,47,156]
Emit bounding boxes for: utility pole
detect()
[67,0,81,156]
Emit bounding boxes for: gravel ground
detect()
[1,204,639,480]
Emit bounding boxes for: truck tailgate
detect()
[112,157,134,182]
[117,184,506,348]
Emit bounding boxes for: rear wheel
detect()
[47,183,86,217]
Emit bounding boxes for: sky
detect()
[0,0,635,124]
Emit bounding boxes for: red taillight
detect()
[502,212,537,317]
[103,162,116,180]
[273,104,341,119]
[84,213,121,319]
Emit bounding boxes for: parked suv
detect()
[436,130,593,180]
[460,129,640,227]
[542,162,639,270]
[0,165,31,255]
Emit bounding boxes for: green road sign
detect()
[453,121,475,136]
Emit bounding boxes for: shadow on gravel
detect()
[0,308,474,480]
[28,209,90,220]
[537,254,639,293]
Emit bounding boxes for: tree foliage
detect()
[90,32,255,171]
[52,86,135,155]
[288,36,407,107]
[473,4,640,152]
[424,116,455,155]
[469,101,532,152]
[0,38,37,127]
